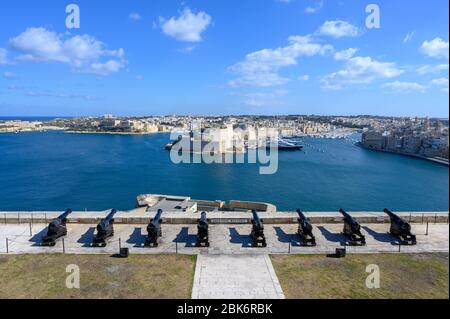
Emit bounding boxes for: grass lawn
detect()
[0,254,196,299]
[271,253,449,299]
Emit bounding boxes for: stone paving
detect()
[191,254,285,299]
[0,223,448,255]
[1,222,448,300]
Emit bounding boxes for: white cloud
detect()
[431,77,449,92]
[2,72,16,79]
[305,1,323,13]
[9,27,125,75]
[25,90,97,100]
[382,81,426,93]
[334,48,358,61]
[416,64,449,75]
[298,75,310,81]
[420,38,449,59]
[317,20,359,38]
[431,77,449,86]
[229,35,333,87]
[159,8,212,42]
[403,32,415,44]
[88,60,124,76]
[237,90,288,107]
[0,48,8,64]
[129,13,142,21]
[321,56,403,90]
[178,45,196,53]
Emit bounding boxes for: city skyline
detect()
[0,0,449,117]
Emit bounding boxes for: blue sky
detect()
[0,0,448,117]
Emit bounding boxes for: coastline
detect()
[64,130,167,135]
[356,142,449,167]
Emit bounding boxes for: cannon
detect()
[384,209,417,245]
[195,212,210,247]
[145,209,163,247]
[92,209,117,247]
[250,210,267,247]
[296,209,316,246]
[339,209,366,246]
[42,209,72,246]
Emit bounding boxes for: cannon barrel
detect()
[195,212,210,247]
[384,208,416,245]
[296,209,308,223]
[252,210,263,227]
[339,208,354,222]
[339,208,365,245]
[149,209,163,228]
[384,208,411,230]
[339,209,360,228]
[97,209,117,232]
[145,209,163,247]
[93,209,117,247]
[199,211,208,225]
[384,208,404,223]
[49,209,72,228]
[42,209,72,246]
[56,209,72,222]
[296,209,316,246]
[104,209,117,222]
[250,210,266,247]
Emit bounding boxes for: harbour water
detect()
[0,131,448,211]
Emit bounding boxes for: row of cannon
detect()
[293,209,416,247]
[40,208,417,248]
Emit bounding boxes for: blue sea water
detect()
[0,131,448,211]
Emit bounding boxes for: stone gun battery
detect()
[296,209,316,246]
[145,209,163,247]
[92,209,117,247]
[250,210,267,247]
[339,208,366,246]
[195,211,210,247]
[41,209,72,246]
[384,208,417,245]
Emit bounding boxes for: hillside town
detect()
[360,117,449,162]
[1,115,448,163]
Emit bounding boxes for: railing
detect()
[1,222,447,255]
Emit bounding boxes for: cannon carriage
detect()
[296,209,316,246]
[145,209,163,247]
[195,212,210,247]
[384,209,417,245]
[250,210,267,247]
[92,209,117,247]
[339,209,366,246]
[42,209,72,246]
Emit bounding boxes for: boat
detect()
[266,138,304,151]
